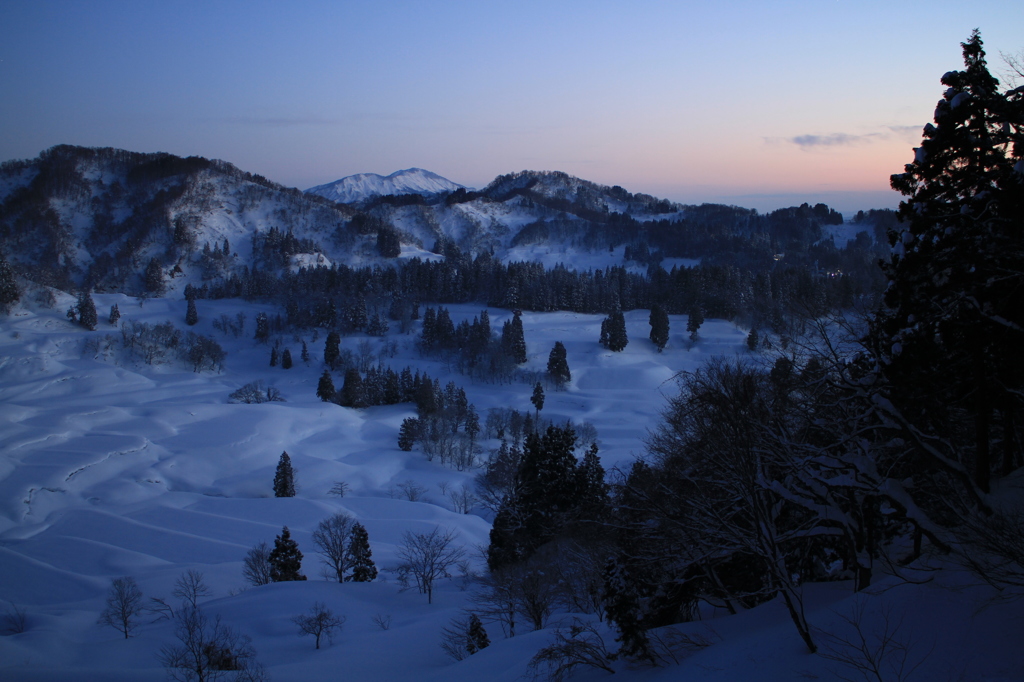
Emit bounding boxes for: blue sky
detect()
[2,1,1022,214]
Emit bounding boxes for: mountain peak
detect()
[306,168,464,204]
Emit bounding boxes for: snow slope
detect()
[0,294,1020,681]
[306,169,464,205]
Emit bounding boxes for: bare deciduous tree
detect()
[158,606,265,682]
[97,576,145,639]
[312,513,355,582]
[292,602,345,650]
[242,542,273,587]
[173,570,212,611]
[396,527,466,604]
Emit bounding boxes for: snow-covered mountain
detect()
[306,168,464,204]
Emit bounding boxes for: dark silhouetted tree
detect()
[281,348,293,369]
[346,522,377,582]
[273,451,296,497]
[269,526,306,582]
[547,341,571,389]
[649,303,669,352]
[185,299,198,326]
[316,370,335,402]
[76,290,98,331]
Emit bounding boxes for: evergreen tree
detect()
[108,304,120,326]
[746,328,760,351]
[316,370,336,402]
[185,298,198,326]
[0,253,20,310]
[76,290,98,331]
[501,311,527,364]
[648,303,669,352]
[466,614,490,654]
[281,348,293,369]
[301,340,310,363]
[269,526,307,582]
[345,522,377,582]
[530,382,545,421]
[273,451,296,497]
[547,341,571,389]
[270,347,278,367]
[340,368,365,408]
[487,424,580,570]
[601,310,628,352]
[398,417,419,451]
[254,312,269,342]
[144,258,164,295]
[687,303,704,342]
[324,331,340,369]
[879,30,1024,493]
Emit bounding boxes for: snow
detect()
[1,296,1020,680]
[306,169,464,205]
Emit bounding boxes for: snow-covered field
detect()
[0,294,1019,680]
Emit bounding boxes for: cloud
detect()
[788,132,881,148]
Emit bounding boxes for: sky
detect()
[1,1,1022,215]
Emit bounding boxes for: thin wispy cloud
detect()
[789,132,882,148]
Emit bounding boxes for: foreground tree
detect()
[273,451,296,497]
[97,576,144,639]
[877,30,1024,494]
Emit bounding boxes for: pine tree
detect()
[108,303,120,326]
[76,291,98,331]
[531,382,545,421]
[398,417,419,451]
[649,303,669,352]
[746,328,760,351]
[687,303,704,342]
[185,298,198,326]
[0,253,20,310]
[254,312,269,342]
[602,310,628,352]
[316,370,336,402]
[501,311,527,363]
[324,331,340,369]
[340,368,364,408]
[269,526,306,582]
[547,341,571,389]
[270,347,278,367]
[466,614,490,654]
[144,258,164,295]
[345,522,377,582]
[273,451,296,497]
[879,30,1024,493]
[281,348,293,369]
[301,340,310,363]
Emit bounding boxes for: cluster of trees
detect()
[398,379,480,470]
[317,364,456,411]
[417,306,527,380]
[599,310,627,351]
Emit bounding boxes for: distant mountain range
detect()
[306,168,464,204]
[0,145,873,298]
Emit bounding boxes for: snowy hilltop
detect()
[306,168,464,205]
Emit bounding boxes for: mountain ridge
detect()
[306,167,464,204]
